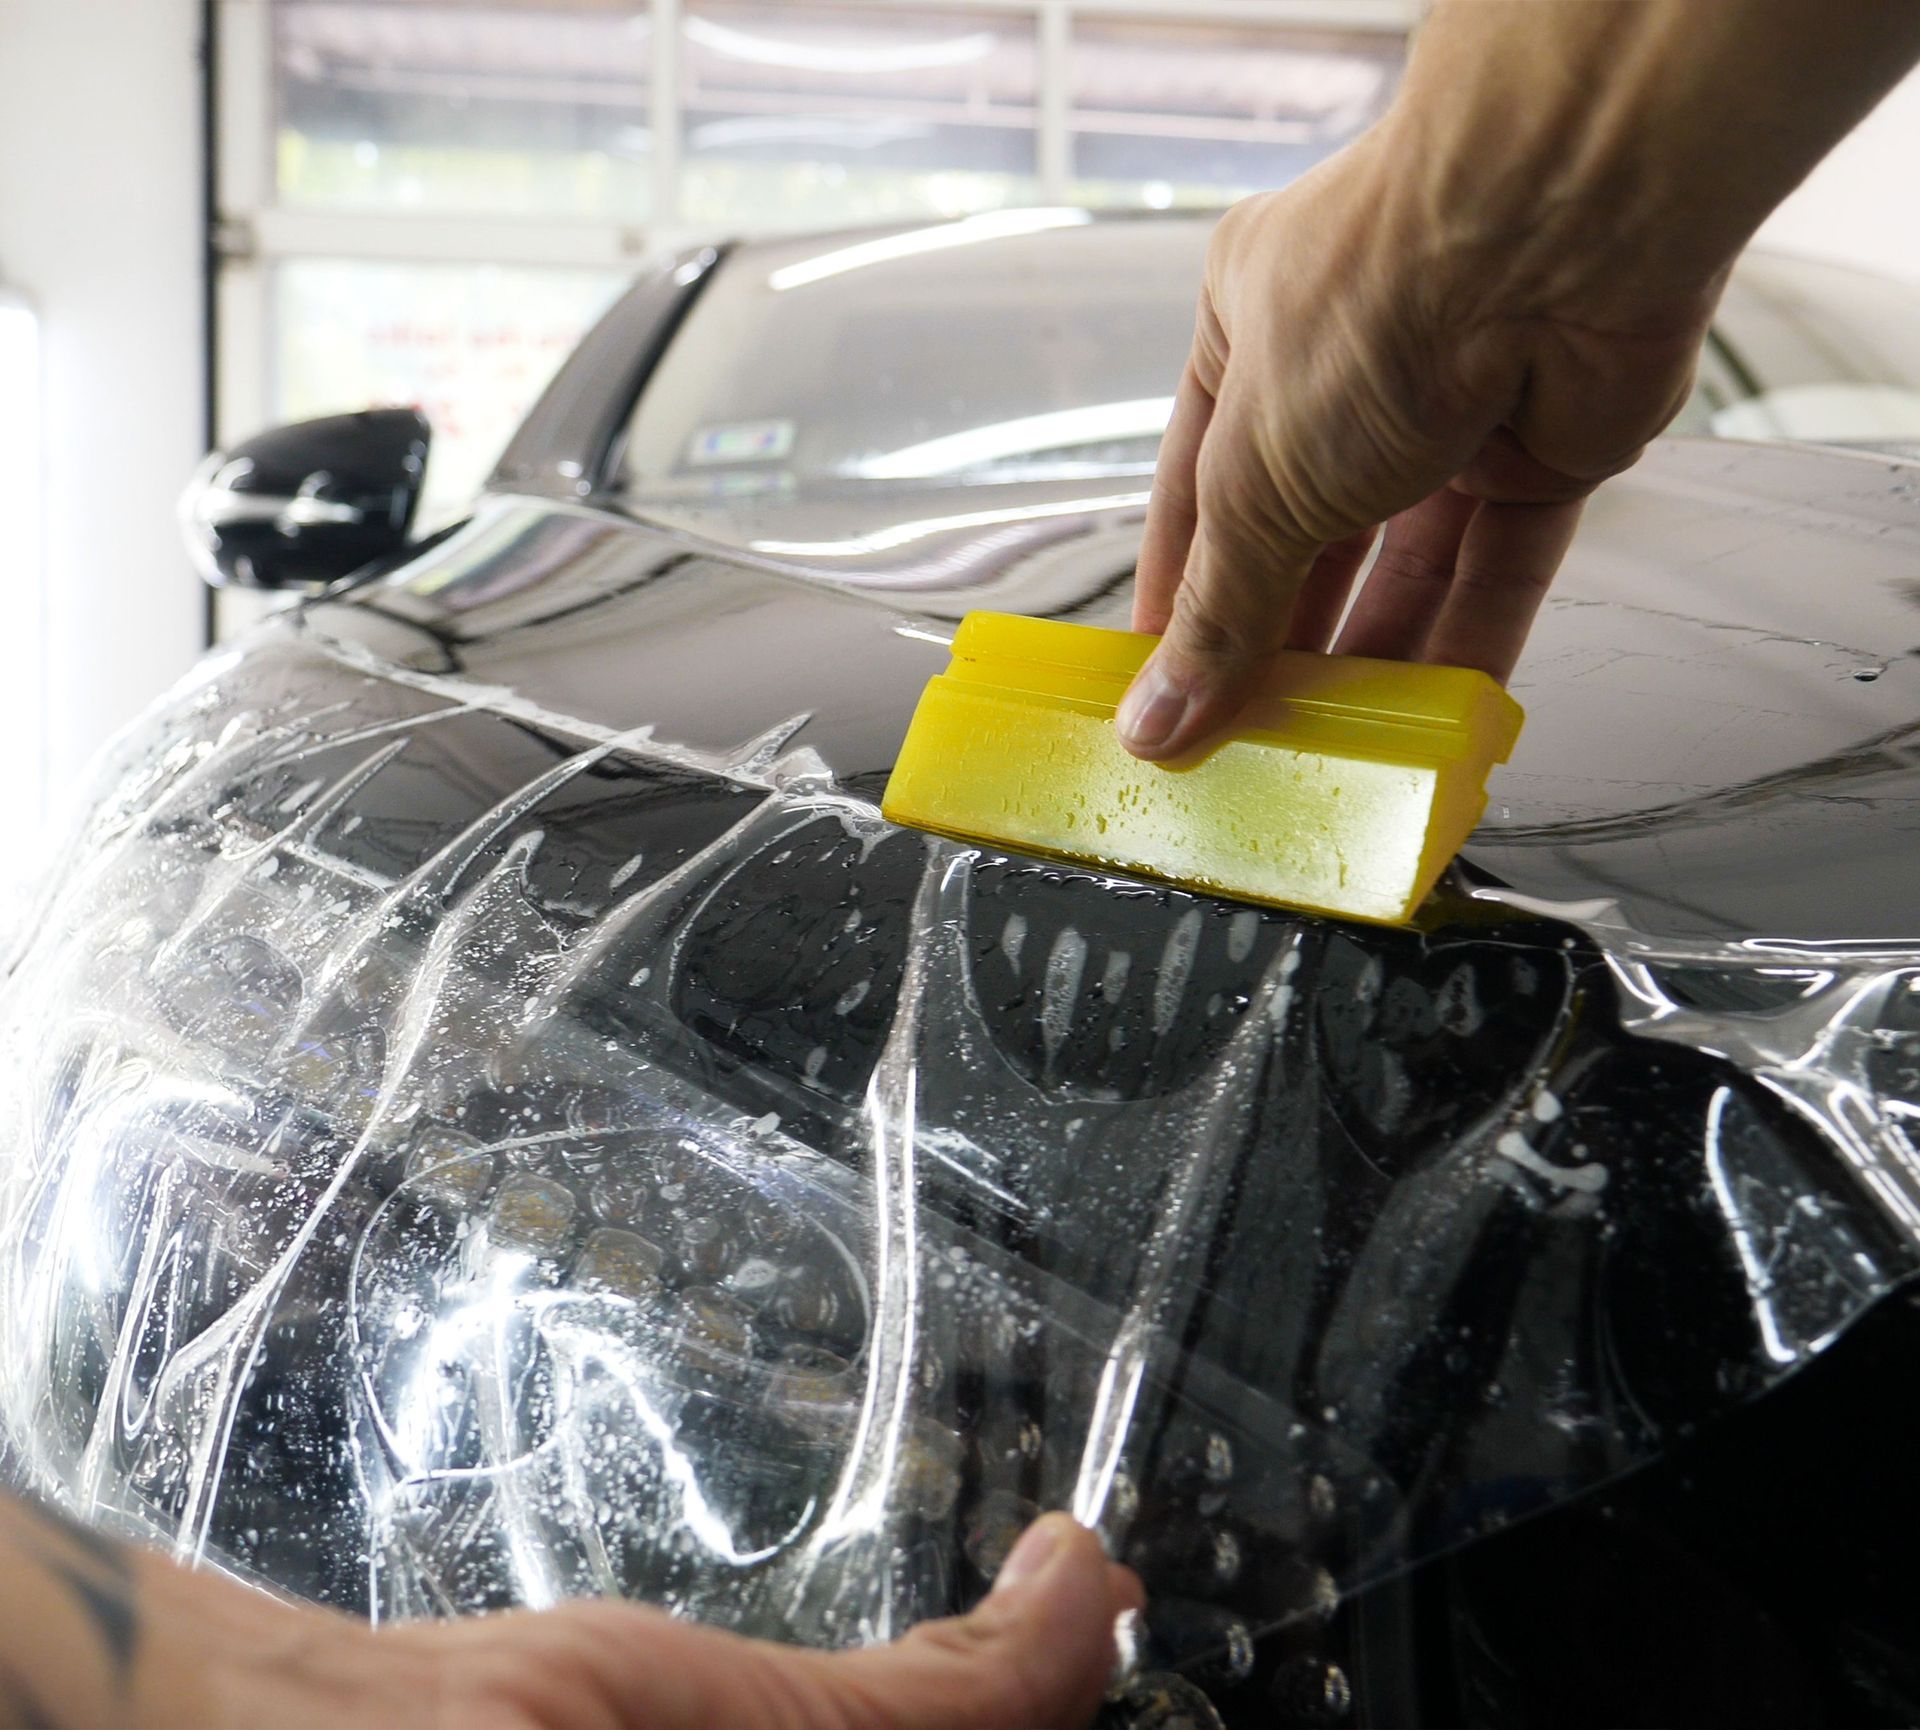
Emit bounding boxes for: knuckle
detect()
[1193,398,1370,554]
[1167,578,1260,667]
[1204,191,1287,328]
[1192,307,1228,391]
[898,1615,1051,1730]
[1454,555,1552,602]
[905,1613,998,1665]
[1369,544,1454,593]
[1194,435,1296,544]
[1150,451,1198,515]
[1213,187,1284,250]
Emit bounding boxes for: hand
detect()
[358,1515,1139,1730]
[1118,0,1920,764]
[1119,131,1715,761]
[2,1500,1137,1730]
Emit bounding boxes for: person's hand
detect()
[1118,130,1716,762]
[0,1497,1138,1730]
[359,1515,1139,1730]
[1118,0,1920,763]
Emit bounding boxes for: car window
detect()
[614,214,1210,499]
[619,225,1920,511]
[1683,250,1920,450]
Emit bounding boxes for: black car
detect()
[4,213,1919,1729]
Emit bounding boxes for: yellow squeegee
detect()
[881,612,1524,927]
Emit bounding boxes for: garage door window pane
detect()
[1069,19,1401,208]
[276,1,653,221]
[274,260,627,521]
[680,2,1039,232]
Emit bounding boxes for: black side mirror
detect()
[179,407,431,590]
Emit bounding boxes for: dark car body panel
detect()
[329,433,1920,943]
[215,432,1919,1721]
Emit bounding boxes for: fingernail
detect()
[1116,658,1189,754]
[991,1514,1065,1597]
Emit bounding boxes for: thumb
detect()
[805,1515,1141,1730]
[1117,387,1327,762]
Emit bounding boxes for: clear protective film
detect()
[2,625,1917,1722]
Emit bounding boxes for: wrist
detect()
[1385,0,1920,329]
[1378,2,1744,333]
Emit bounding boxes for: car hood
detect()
[331,437,1920,944]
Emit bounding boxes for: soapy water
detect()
[1470,885,1920,1247]
[1,622,1917,1714]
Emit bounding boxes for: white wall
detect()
[0,0,206,859]
[1759,65,1920,282]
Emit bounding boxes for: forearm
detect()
[0,1491,146,1725]
[0,1491,378,1729]
[1386,0,1920,321]
[0,1492,1137,1730]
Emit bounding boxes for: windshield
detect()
[614,213,1208,498]
[614,224,1920,516]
